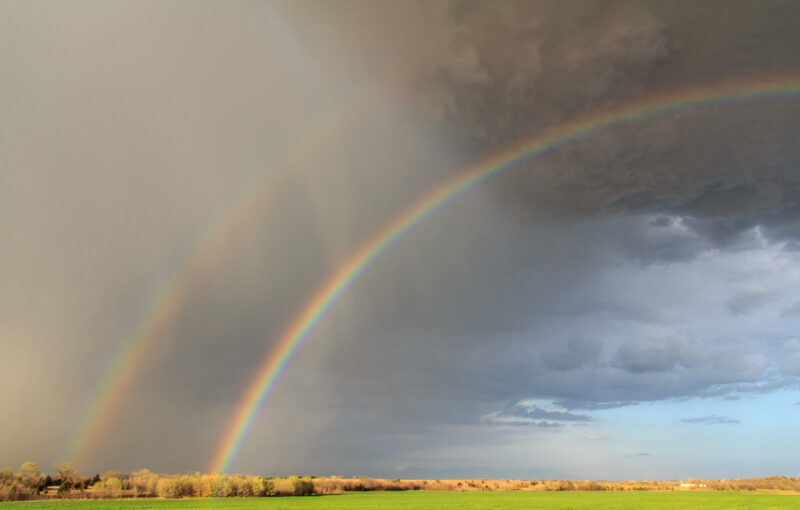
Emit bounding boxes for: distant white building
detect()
[680,482,707,488]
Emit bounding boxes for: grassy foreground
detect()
[2,491,799,510]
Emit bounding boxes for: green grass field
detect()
[2,491,800,510]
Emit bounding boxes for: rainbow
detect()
[208,76,800,473]
[62,12,444,466]
[62,73,404,467]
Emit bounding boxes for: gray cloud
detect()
[507,401,591,423]
[421,0,669,143]
[681,415,740,425]
[725,291,775,316]
[540,337,602,372]
[418,0,800,252]
[780,339,800,376]
[581,435,613,441]
[481,412,566,428]
[612,337,695,374]
[782,300,800,318]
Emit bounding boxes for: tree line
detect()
[2,461,799,501]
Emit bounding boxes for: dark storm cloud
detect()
[681,415,740,425]
[419,0,800,250]
[421,0,669,143]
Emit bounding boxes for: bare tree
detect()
[54,462,81,491]
[17,462,42,494]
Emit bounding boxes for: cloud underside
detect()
[481,400,592,428]
[681,415,740,425]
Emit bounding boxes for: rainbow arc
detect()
[207,76,800,473]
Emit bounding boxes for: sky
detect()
[1,0,800,480]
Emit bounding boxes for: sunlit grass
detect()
[3,491,800,509]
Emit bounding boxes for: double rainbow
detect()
[63,13,446,467]
[62,74,402,467]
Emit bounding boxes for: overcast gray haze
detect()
[2,0,800,480]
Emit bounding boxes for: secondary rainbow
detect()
[62,74,401,467]
[209,76,800,473]
[62,18,443,466]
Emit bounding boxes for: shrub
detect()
[292,477,315,496]
[93,477,123,499]
[185,475,208,498]
[251,476,275,497]
[129,469,159,497]
[273,477,294,496]
[211,476,235,498]
[56,483,71,498]
[230,475,252,497]
[157,478,188,499]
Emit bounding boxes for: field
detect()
[2,491,800,510]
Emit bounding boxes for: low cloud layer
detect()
[481,401,591,427]
[681,415,740,425]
